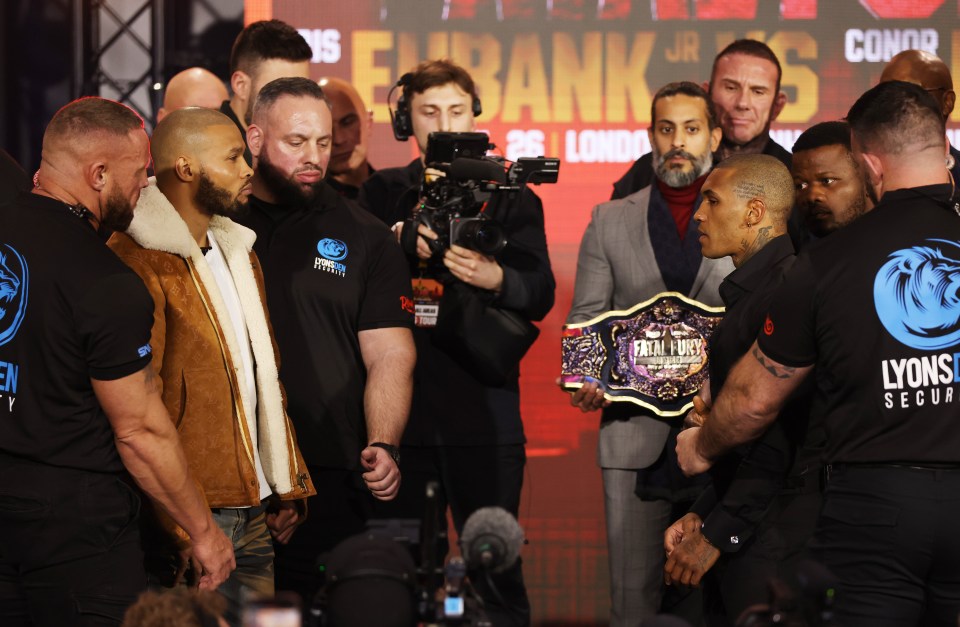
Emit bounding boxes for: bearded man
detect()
[108,107,315,626]
[236,77,416,608]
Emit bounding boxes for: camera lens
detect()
[456,219,507,255]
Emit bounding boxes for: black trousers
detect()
[274,466,376,610]
[373,443,531,627]
[809,465,960,627]
[0,455,146,626]
[703,488,822,626]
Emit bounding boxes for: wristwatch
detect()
[369,442,401,465]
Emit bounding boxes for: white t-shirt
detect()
[205,231,271,502]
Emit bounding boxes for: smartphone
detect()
[241,595,301,627]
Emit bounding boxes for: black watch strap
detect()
[369,442,400,465]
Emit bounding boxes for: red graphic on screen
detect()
[860,0,946,18]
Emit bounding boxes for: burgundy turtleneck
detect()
[655,172,709,240]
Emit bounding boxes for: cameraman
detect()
[359,59,555,627]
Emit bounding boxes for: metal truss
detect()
[74,0,164,126]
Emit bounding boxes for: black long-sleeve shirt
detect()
[691,234,819,551]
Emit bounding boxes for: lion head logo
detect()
[0,244,29,346]
[317,238,348,261]
[873,239,960,351]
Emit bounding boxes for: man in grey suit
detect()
[565,81,734,625]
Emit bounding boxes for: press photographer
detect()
[359,59,556,627]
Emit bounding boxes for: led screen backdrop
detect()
[244,0,960,621]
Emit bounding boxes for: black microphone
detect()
[448,158,506,184]
[459,507,524,574]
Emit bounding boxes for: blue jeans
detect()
[146,502,274,627]
[211,503,275,626]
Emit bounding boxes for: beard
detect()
[653,145,714,188]
[256,148,326,211]
[196,170,246,218]
[841,192,868,230]
[100,183,136,233]
[804,195,867,238]
[243,99,254,127]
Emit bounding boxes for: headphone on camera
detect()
[388,72,483,141]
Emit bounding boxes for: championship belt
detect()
[560,292,724,417]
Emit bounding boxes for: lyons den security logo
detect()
[314,237,348,277]
[874,239,960,410]
[0,243,28,412]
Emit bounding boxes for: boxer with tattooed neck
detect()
[664,154,819,625]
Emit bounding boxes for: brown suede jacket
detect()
[108,183,315,544]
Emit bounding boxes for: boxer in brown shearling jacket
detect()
[108,107,314,625]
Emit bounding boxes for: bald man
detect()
[881,49,960,183]
[319,76,375,199]
[665,155,819,624]
[157,68,229,122]
[108,108,315,626]
[0,97,234,625]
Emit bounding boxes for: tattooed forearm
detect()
[751,346,796,379]
[142,363,160,393]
